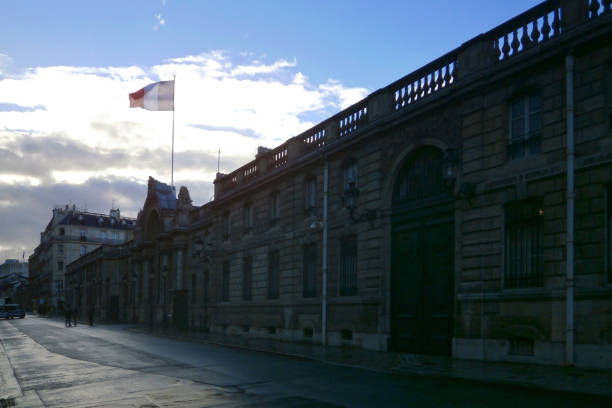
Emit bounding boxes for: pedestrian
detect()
[73,307,78,327]
[88,305,94,326]
[65,305,72,327]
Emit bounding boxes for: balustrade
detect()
[215,0,604,198]
[491,1,562,62]
[394,54,456,111]
[588,0,612,18]
[338,103,368,138]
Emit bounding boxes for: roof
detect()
[57,211,136,230]
[148,177,176,210]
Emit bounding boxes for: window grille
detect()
[509,93,541,160]
[222,261,230,301]
[243,256,252,300]
[303,244,317,297]
[268,251,280,299]
[504,199,543,288]
[339,235,357,296]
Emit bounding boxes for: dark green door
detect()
[391,217,454,355]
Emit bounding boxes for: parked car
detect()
[0,304,25,319]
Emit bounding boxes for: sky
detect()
[0,0,541,261]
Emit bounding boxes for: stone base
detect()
[454,338,612,368]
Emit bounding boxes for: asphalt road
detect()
[0,316,608,407]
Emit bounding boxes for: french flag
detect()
[129,80,174,111]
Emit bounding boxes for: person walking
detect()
[65,305,72,327]
[73,307,78,327]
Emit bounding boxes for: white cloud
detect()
[0,53,12,74]
[0,51,370,258]
[153,13,166,30]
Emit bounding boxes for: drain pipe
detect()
[565,53,575,366]
[322,158,329,346]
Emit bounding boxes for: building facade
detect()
[67,0,612,368]
[29,205,135,312]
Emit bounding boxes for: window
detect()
[222,261,230,301]
[59,227,65,236]
[606,185,612,284]
[509,93,541,159]
[80,245,86,256]
[268,250,280,299]
[243,256,252,300]
[339,235,357,296]
[57,261,64,272]
[243,202,253,233]
[270,191,280,223]
[343,161,358,191]
[306,178,316,211]
[191,273,197,304]
[112,231,118,241]
[303,244,317,297]
[223,212,230,240]
[55,279,64,296]
[58,244,64,254]
[80,229,87,241]
[504,199,543,288]
[101,231,107,241]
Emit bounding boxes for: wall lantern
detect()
[441,148,459,185]
[343,181,376,222]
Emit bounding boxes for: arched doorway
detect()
[390,146,454,355]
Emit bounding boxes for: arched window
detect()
[393,146,449,203]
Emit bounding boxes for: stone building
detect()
[71,0,612,368]
[64,243,131,322]
[29,205,135,311]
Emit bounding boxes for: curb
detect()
[125,327,612,403]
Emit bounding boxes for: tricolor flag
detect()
[129,80,174,111]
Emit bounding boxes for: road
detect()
[0,317,607,407]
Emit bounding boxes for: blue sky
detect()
[0,0,541,260]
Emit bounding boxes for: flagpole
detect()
[171,75,175,188]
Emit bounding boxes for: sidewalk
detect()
[128,325,612,401]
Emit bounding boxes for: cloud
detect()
[0,51,370,259]
[0,53,12,74]
[153,13,166,30]
[0,103,46,112]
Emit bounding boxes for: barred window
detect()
[339,235,357,296]
[504,199,544,289]
[222,261,230,301]
[303,244,317,297]
[243,256,252,300]
[509,93,541,160]
[268,250,280,299]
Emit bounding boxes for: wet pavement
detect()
[1,316,610,407]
